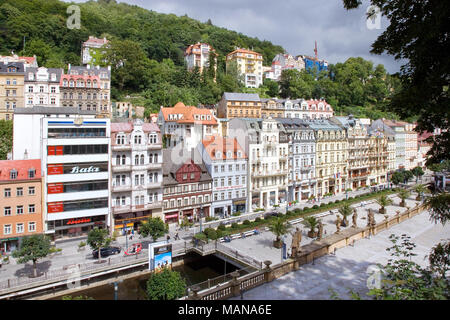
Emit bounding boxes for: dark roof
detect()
[163,148,212,186]
[222,92,260,102]
[14,106,98,115]
[0,62,25,74]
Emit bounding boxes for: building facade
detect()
[217,92,262,119]
[162,149,212,224]
[309,119,348,197]
[0,159,43,253]
[184,42,217,75]
[158,102,218,151]
[13,107,111,239]
[198,136,248,217]
[110,119,163,234]
[228,118,289,211]
[276,118,316,202]
[82,36,109,66]
[0,62,25,121]
[24,67,62,108]
[226,48,263,88]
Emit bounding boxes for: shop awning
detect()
[1,237,19,242]
[164,214,179,219]
[114,223,134,229]
[233,200,246,205]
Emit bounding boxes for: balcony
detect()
[112,202,162,214]
[112,165,132,173]
[111,184,132,192]
[133,163,162,171]
[112,144,132,151]
[133,144,162,151]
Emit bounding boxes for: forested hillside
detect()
[0,0,405,120]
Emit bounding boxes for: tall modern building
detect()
[110,119,163,234]
[13,107,111,239]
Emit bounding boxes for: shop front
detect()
[114,211,153,234]
[1,237,19,254]
[164,212,180,224]
[232,199,246,214]
[49,215,107,240]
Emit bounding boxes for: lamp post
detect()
[199,205,204,234]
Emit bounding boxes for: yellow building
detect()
[310,120,348,197]
[0,62,25,121]
[217,92,262,119]
[260,98,285,119]
[226,48,263,88]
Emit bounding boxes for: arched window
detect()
[140,154,144,165]
[116,155,121,165]
[134,155,139,165]
[134,135,141,144]
[121,155,126,165]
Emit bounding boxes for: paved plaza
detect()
[229,207,449,300]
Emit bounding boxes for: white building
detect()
[110,119,163,234]
[24,67,62,107]
[276,118,316,202]
[184,43,217,75]
[82,36,109,66]
[158,102,219,151]
[198,135,248,217]
[228,118,289,211]
[13,106,111,239]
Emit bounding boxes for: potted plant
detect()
[78,241,87,252]
[338,203,353,227]
[302,216,319,238]
[397,188,411,207]
[413,184,427,201]
[376,194,393,214]
[268,217,291,248]
[2,255,10,265]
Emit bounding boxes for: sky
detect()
[70,0,405,74]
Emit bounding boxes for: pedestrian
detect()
[175,232,180,240]
[166,234,171,242]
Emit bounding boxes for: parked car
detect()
[92,247,121,258]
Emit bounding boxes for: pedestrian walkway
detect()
[230,208,449,300]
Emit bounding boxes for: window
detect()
[28,222,36,232]
[16,188,23,197]
[28,204,35,213]
[4,224,12,235]
[4,188,11,198]
[17,206,24,215]
[10,169,17,180]
[4,207,11,216]
[16,223,24,234]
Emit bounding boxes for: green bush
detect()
[205,217,216,222]
[217,224,226,231]
[231,222,239,229]
[294,209,301,214]
[335,200,340,203]
[243,220,251,226]
[320,203,326,207]
[232,212,241,217]
[255,217,261,223]
[312,205,319,209]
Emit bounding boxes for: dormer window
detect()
[28,73,34,80]
[28,168,35,178]
[215,151,222,159]
[227,151,232,158]
[10,169,17,180]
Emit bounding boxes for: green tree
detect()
[139,217,168,242]
[87,227,111,262]
[0,120,13,160]
[397,189,411,207]
[413,184,427,201]
[338,203,353,227]
[146,267,186,300]
[411,166,424,183]
[302,216,319,238]
[268,217,291,247]
[376,194,393,214]
[342,0,450,166]
[12,234,51,278]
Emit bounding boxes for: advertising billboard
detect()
[149,241,172,272]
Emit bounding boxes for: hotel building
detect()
[226,48,263,88]
[217,92,262,119]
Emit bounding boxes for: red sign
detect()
[47,183,63,194]
[66,218,92,225]
[47,164,63,175]
[47,202,64,213]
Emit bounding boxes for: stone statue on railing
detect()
[352,209,358,228]
[317,220,324,240]
[335,215,342,234]
[290,227,302,258]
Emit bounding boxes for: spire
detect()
[314,41,318,61]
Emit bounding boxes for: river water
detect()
[56,253,241,300]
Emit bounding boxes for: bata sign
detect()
[70,166,100,174]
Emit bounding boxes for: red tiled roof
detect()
[161,102,217,125]
[202,135,247,160]
[0,159,41,181]
[227,48,262,58]
[83,37,109,46]
[111,122,160,133]
[306,99,333,112]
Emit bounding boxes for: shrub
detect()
[303,206,310,211]
[294,209,301,214]
[255,217,261,223]
[349,197,354,200]
[205,217,216,222]
[232,212,241,217]
[320,203,326,207]
[335,200,340,204]
[243,220,251,226]
[78,241,86,248]
[217,224,226,231]
[312,205,319,209]
[231,222,239,229]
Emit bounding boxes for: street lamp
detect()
[199,205,204,233]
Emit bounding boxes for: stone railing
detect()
[183,202,430,300]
